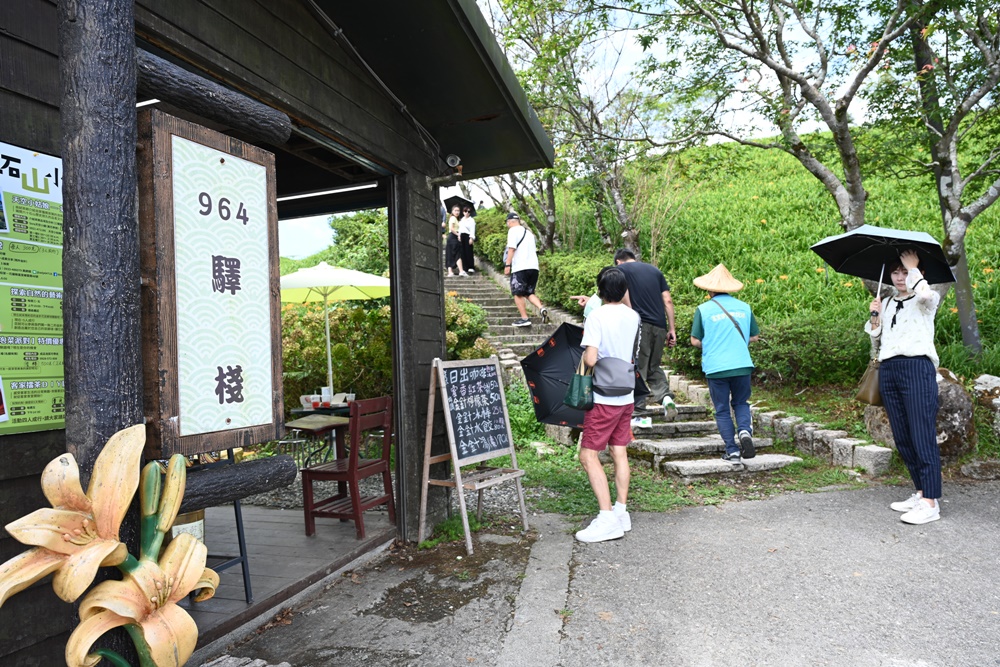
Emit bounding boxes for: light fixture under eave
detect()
[275,182,379,202]
[136,98,160,108]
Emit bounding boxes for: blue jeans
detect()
[707,374,752,455]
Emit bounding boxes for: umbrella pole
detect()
[324,293,334,391]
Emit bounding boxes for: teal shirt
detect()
[691,295,758,378]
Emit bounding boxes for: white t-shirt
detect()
[459,216,476,238]
[506,224,538,272]
[581,303,640,405]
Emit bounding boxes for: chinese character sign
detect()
[172,136,272,435]
[441,361,511,462]
[0,141,65,434]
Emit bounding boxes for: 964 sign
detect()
[139,109,282,457]
[197,191,249,225]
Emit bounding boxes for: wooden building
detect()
[0,0,553,663]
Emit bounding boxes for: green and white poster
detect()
[0,141,65,434]
[171,136,273,436]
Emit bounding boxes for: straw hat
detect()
[693,264,744,293]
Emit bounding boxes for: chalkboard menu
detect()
[439,358,512,463]
[419,356,528,555]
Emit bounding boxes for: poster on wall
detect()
[0,142,64,435]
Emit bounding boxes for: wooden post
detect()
[59,0,141,661]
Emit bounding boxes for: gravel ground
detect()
[243,472,541,520]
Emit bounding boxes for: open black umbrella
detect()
[811,224,955,284]
[443,194,476,217]
[520,322,648,429]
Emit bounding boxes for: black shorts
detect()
[510,269,539,297]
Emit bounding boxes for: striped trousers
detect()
[879,356,942,499]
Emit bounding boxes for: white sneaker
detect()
[900,499,940,525]
[890,492,922,512]
[630,417,652,429]
[662,396,678,421]
[575,514,625,543]
[614,508,632,532]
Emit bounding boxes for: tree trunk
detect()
[60,0,141,662]
[910,6,982,355]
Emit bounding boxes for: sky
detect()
[278,214,335,260]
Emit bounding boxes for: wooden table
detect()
[285,414,350,465]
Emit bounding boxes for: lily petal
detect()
[79,577,150,624]
[141,603,198,667]
[65,608,130,667]
[0,548,65,607]
[41,454,91,513]
[88,424,145,538]
[52,539,124,603]
[161,534,209,604]
[5,507,91,555]
[191,567,220,603]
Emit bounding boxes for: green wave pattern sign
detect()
[171,136,273,436]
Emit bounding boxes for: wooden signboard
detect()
[417,357,528,554]
[137,109,282,457]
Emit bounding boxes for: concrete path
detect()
[201,482,1000,667]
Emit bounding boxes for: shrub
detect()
[445,293,491,358]
[281,303,393,413]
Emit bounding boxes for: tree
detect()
[480,0,665,251]
[624,0,930,231]
[867,1,999,354]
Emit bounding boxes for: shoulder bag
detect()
[502,228,528,267]
[855,333,882,405]
[592,319,641,396]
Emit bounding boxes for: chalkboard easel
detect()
[417,357,529,555]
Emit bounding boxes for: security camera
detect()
[446,154,461,168]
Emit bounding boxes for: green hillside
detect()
[523,142,1000,383]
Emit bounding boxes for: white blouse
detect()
[864,267,940,367]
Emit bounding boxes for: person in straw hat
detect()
[690,264,759,463]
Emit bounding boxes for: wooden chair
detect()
[301,396,396,538]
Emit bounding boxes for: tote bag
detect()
[563,357,594,411]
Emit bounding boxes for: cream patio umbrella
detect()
[280,261,391,391]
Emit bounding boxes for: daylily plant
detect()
[0,426,219,667]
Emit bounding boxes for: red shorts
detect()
[580,403,635,451]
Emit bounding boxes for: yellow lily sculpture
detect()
[0,424,144,605]
[66,532,218,667]
[0,425,219,667]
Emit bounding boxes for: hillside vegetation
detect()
[478,141,1000,384]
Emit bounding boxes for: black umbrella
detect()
[443,195,476,217]
[811,224,955,284]
[520,322,648,429]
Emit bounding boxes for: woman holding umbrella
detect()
[866,249,943,525]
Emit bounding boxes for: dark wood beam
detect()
[137,48,293,146]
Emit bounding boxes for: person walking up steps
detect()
[614,249,678,420]
[690,264,759,463]
[504,212,548,327]
[576,267,640,543]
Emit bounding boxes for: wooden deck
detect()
[181,504,396,647]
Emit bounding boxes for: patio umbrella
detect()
[520,323,648,429]
[280,262,391,390]
[443,194,476,217]
[810,224,955,284]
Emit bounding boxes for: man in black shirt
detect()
[614,249,678,418]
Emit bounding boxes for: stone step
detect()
[629,435,774,463]
[661,453,802,480]
[634,419,719,438]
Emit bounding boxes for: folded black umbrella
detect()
[520,322,648,429]
[810,224,954,284]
